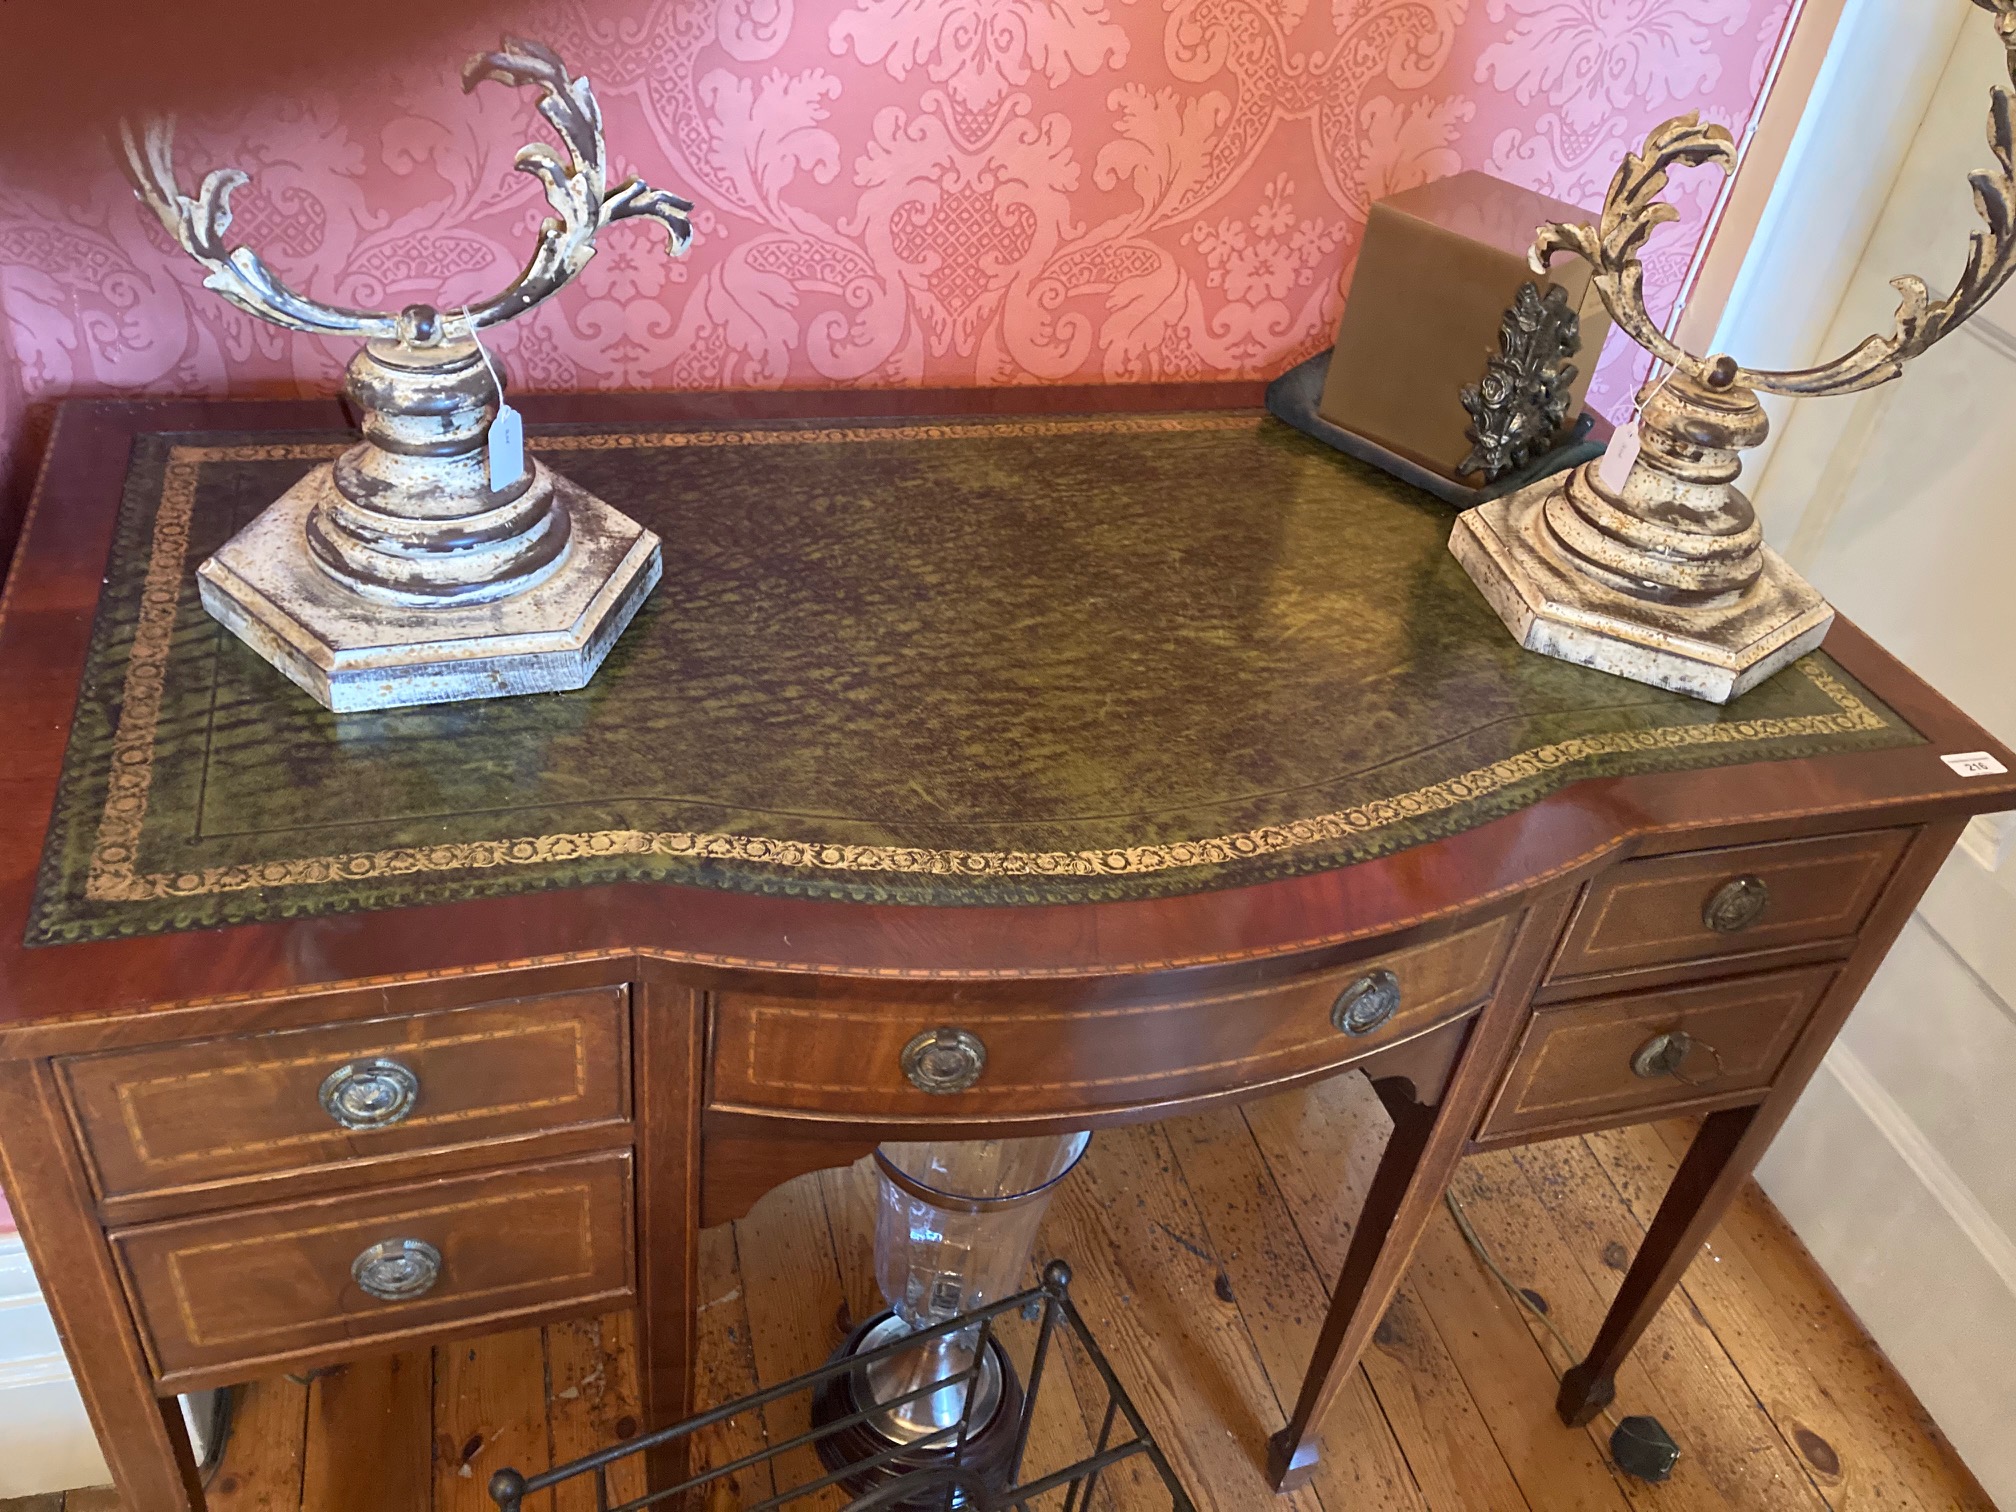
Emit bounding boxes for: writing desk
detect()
[1,384,2009,1510]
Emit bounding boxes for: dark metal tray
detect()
[1264,347,1607,507]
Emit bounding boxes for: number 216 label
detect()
[1942,751,2010,778]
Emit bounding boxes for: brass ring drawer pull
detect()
[351,1238,442,1301]
[1702,875,1770,933]
[901,1027,987,1094]
[319,1057,421,1129]
[1331,969,1401,1036]
[1630,1030,1728,1086]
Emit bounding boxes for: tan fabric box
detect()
[1319,172,1611,482]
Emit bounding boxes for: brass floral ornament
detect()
[1451,0,2016,702]
[117,37,697,713]
[1457,281,1582,482]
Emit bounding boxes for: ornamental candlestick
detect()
[1452,0,2016,702]
[122,36,695,712]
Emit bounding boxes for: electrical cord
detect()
[1443,1185,1693,1491]
[1443,1187,1684,1483]
[1444,1190,1587,1374]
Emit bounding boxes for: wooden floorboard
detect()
[546,1313,647,1512]
[689,1223,776,1510]
[734,1165,852,1512]
[1491,1134,1825,1508]
[1449,1145,1815,1511]
[203,1375,305,1512]
[1161,1104,1424,1512]
[1588,1120,1999,1512]
[1251,1079,1635,1512]
[301,1351,430,1512]
[4,1079,1992,1512]
[1037,1119,1325,1512]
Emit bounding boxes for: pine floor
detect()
[5,1073,1993,1512]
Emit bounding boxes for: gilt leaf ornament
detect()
[1532,0,2016,400]
[120,35,694,346]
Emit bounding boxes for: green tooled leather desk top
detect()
[29,411,1919,944]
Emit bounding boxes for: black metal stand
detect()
[808,1311,1024,1507]
[488,1260,1193,1512]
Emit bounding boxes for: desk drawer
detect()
[61,988,631,1200]
[1479,965,1834,1141]
[112,1151,634,1385]
[709,912,1519,1121]
[1548,830,1908,984]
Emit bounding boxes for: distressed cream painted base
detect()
[198,461,663,714]
[1450,478,1834,703]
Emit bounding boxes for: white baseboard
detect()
[1758,1042,2016,1506]
[0,1232,112,1498]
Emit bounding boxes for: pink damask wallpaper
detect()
[0,0,1790,540]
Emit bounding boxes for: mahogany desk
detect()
[1,386,2011,1512]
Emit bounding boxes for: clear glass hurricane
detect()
[860,1132,1091,1442]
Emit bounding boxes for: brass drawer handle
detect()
[319,1057,421,1129]
[351,1237,442,1301]
[1702,875,1770,933]
[1332,969,1401,1036]
[900,1027,987,1094]
[1631,1030,1728,1086]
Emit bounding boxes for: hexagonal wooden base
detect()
[1450,478,1833,704]
[196,462,662,713]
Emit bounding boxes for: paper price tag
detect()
[460,306,525,492]
[1596,367,1675,495]
[1596,417,1642,494]
[487,402,526,491]
[1941,751,2009,778]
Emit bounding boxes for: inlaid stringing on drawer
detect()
[111,1150,635,1385]
[58,986,631,1200]
[1547,828,1911,983]
[1479,964,1835,1141]
[708,910,1520,1119]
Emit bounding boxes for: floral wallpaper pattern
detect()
[0,0,1789,476]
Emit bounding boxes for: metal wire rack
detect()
[488,1260,1193,1512]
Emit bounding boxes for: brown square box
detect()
[1320,171,1611,482]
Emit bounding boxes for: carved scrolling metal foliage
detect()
[1531,0,2016,400]
[120,36,695,346]
[1458,281,1581,481]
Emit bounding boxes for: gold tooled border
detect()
[82,416,1891,905]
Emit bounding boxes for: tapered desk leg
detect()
[1268,890,1577,1493]
[634,975,706,1494]
[0,1061,204,1512]
[1556,817,1968,1426]
[1556,1104,1756,1423]
[1266,1071,1442,1491]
